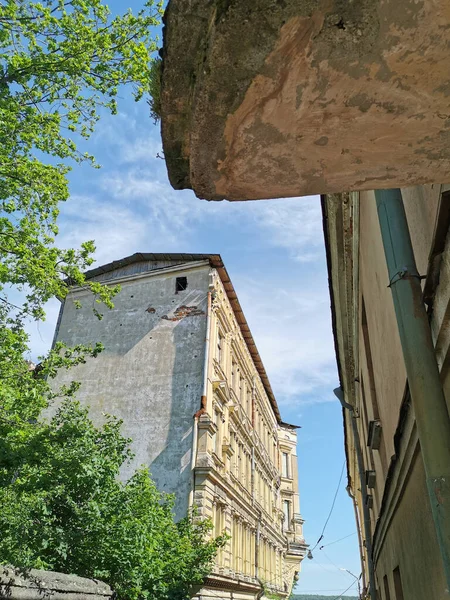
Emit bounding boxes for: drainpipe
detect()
[251,376,256,428]
[251,447,256,505]
[347,485,367,595]
[255,518,261,580]
[189,290,212,508]
[334,387,376,600]
[375,189,450,588]
[251,376,257,505]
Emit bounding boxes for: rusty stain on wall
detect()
[161,305,205,321]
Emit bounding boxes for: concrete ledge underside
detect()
[161,0,450,201]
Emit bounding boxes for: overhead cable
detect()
[310,460,346,552]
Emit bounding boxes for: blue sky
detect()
[25,4,362,596]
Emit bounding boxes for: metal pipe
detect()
[334,387,376,599]
[188,415,199,509]
[375,190,450,587]
[189,290,212,507]
[255,518,261,580]
[347,484,367,595]
[251,375,256,428]
[201,290,213,398]
[251,446,256,505]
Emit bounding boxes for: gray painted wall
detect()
[51,261,210,518]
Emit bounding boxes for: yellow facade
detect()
[323,185,450,600]
[50,252,306,600]
[194,268,307,600]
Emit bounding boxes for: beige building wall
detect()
[323,185,450,600]
[196,266,306,599]
[51,254,307,600]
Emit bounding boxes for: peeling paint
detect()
[314,136,329,146]
[161,305,205,321]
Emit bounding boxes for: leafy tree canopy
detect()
[0,2,226,598]
[0,0,162,321]
[0,398,226,600]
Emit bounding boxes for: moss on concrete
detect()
[161,0,320,195]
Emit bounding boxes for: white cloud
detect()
[101,164,325,260]
[251,196,325,263]
[24,298,61,362]
[119,138,163,164]
[34,104,336,406]
[234,274,337,407]
[58,195,150,265]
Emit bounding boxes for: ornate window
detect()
[247,389,252,419]
[282,452,290,478]
[231,359,238,392]
[283,500,291,531]
[217,332,223,365]
[214,408,222,456]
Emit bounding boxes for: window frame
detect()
[217,331,223,365]
[283,499,291,532]
[175,276,187,293]
[282,451,290,479]
[393,567,404,600]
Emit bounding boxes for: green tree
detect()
[0,0,163,323]
[0,0,162,448]
[0,1,226,597]
[0,398,226,600]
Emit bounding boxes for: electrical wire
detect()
[330,580,359,600]
[311,558,341,576]
[310,460,346,552]
[319,531,357,549]
[320,549,352,579]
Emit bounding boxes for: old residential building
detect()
[51,253,307,600]
[323,187,450,600]
[159,2,450,597]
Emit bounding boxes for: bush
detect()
[0,399,226,600]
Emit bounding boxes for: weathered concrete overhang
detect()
[161,0,450,201]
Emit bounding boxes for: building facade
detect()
[51,253,307,600]
[322,185,450,600]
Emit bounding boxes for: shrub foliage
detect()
[0,2,226,598]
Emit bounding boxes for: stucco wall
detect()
[375,452,446,600]
[358,192,406,461]
[356,187,448,598]
[401,185,440,279]
[51,261,210,518]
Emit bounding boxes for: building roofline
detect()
[279,420,301,430]
[83,252,282,423]
[321,195,357,490]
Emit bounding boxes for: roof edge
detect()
[321,194,359,489]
